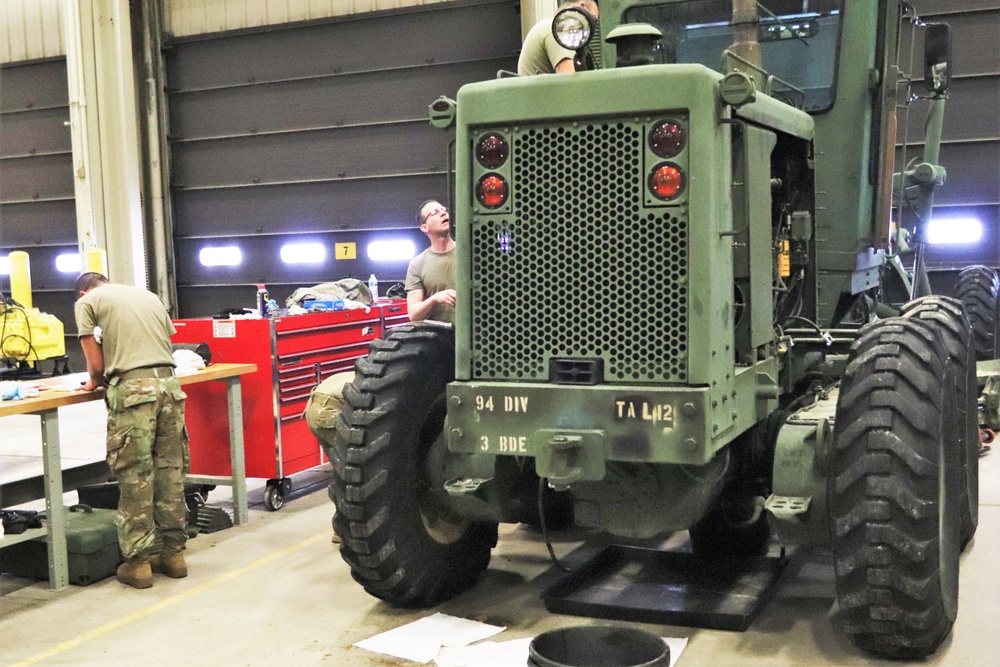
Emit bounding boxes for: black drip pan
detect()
[543,545,788,632]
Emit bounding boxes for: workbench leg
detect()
[40,410,69,590]
[226,377,248,526]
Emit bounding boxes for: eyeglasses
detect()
[421,206,448,224]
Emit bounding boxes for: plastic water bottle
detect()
[368,274,379,303]
[256,284,269,317]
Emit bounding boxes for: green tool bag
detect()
[0,504,121,585]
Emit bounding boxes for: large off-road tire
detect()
[831,317,961,659]
[901,296,978,548]
[326,324,498,607]
[954,265,1000,361]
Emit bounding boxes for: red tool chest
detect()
[172,301,407,510]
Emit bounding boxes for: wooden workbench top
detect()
[0,363,257,418]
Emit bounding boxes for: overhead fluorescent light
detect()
[55,253,82,273]
[199,246,243,267]
[280,242,326,264]
[926,217,983,245]
[0,257,10,275]
[367,240,416,262]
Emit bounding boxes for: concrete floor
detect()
[1,400,998,666]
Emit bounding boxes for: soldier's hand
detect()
[436,289,457,307]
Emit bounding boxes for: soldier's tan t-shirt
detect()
[75,283,176,379]
[517,18,575,75]
[404,247,456,324]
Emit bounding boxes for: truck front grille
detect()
[471,119,689,384]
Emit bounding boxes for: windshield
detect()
[622,0,843,112]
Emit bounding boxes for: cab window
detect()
[623,0,843,112]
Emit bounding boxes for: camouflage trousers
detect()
[105,376,190,559]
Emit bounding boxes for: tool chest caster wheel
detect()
[264,478,292,511]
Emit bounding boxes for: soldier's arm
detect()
[80,335,106,391]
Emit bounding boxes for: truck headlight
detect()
[552,7,594,51]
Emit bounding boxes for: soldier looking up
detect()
[405,199,457,323]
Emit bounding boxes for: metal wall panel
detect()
[0,0,65,64]
[0,106,73,157]
[173,173,445,237]
[0,201,77,246]
[169,59,507,138]
[0,153,74,203]
[166,0,520,316]
[173,122,447,187]
[0,58,70,110]
[163,0,451,38]
[165,7,517,91]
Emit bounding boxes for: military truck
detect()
[310,0,990,659]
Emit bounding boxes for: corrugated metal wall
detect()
[0,0,452,63]
[0,0,64,64]
[166,0,520,317]
[163,0,451,37]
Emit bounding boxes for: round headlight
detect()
[552,8,594,51]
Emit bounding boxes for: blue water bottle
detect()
[368,274,379,303]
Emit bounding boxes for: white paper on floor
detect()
[353,612,507,663]
[434,635,689,667]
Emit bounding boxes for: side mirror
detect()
[924,22,951,95]
[428,96,457,130]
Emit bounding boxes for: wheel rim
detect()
[414,395,469,545]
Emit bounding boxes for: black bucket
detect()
[527,626,670,667]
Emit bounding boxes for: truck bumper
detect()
[446,383,718,484]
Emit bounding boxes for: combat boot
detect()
[150,550,188,578]
[116,557,153,589]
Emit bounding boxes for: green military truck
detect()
[309,0,990,659]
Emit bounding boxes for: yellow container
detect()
[86,248,108,276]
[9,250,32,309]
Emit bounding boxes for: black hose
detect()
[538,478,571,573]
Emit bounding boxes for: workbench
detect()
[0,362,256,590]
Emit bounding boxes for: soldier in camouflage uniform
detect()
[305,371,355,544]
[75,272,190,589]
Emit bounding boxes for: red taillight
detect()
[649,120,685,158]
[649,163,685,200]
[476,133,509,168]
[477,174,508,207]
